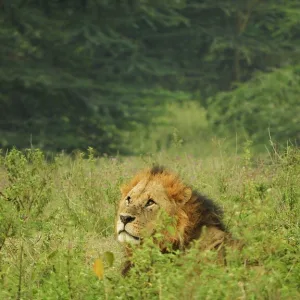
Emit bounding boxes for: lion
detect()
[116,165,235,275]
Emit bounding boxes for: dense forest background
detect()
[1,0,299,154]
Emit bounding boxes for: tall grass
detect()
[0,145,299,299]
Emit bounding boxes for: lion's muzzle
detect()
[117,213,141,244]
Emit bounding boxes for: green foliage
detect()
[154,0,300,98]
[1,0,300,153]
[0,0,190,153]
[0,149,53,252]
[208,66,300,148]
[0,147,299,299]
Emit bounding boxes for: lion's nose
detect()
[120,214,135,225]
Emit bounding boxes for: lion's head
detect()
[116,166,226,251]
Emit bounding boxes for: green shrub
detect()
[208,67,300,150]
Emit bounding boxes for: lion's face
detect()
[116,178,176,244]
[116,166,231,276]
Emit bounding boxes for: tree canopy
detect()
[1,0,299,153]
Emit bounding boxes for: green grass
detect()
[0,146,299,299]
[124,101,226,157]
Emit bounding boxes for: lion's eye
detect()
[145,199,155,207]
[125,196,131,205]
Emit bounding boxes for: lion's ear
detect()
[181,187,192,204]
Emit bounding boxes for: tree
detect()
[0,0,188,153]
[1,0,300,153]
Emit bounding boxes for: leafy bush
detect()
[208,66,300,149]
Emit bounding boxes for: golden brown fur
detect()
[116,166,233,274]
